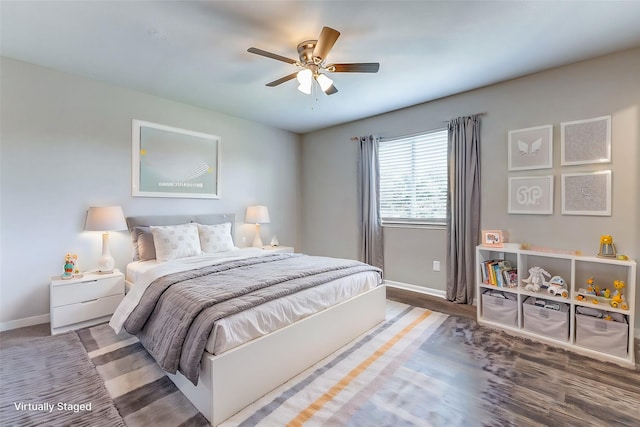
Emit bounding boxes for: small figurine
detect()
[585,277,597,295]
[522,266,551,292]
[547,275,569,298]
[62,253,76,280]
[610,280,628,310]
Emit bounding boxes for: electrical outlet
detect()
[433,261,440,271]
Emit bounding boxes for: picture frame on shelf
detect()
[508,175,554,215]
[132,119,221,199]
[561,170,612,216]
[482,230,504,247]
[561,115,611,166]
[508,125,553,171]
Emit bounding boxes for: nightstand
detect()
[50,270,125,335]
[262,245,294,254]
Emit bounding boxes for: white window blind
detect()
[379,129,448,224]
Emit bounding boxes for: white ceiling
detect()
[2,1,640,134]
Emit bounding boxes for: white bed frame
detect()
[125,214,387,426]
[167,284,386,426]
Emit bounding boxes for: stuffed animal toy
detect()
[547,275,569,298]
[522,266,551,292]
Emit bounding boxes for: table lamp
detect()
[245,205,270,247]
[85,206,127,273]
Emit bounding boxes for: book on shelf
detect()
[481,259,513,287]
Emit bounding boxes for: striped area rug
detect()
[222,301,448,426]
[78,301,447,426]
[77,324,209,427]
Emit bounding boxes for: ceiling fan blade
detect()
[330,63,380,73]
[247,47,297,64]
[324,84,338,95]
[265,72,298,87]
[312,26,340,61]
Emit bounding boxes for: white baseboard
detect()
[384,280,447,299]
[384,280,480,307]
[0,313,50,332]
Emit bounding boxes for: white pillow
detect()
[197,223,234,253]
[150,223,202,262]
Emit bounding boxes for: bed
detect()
[109,214,386,426]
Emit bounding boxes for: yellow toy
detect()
[585,277,597,295]
[597,235,616,258]
[610,280,628,310]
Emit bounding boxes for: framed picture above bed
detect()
[132,120,221,199]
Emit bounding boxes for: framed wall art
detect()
[561,115,611,165]
[508,125,553,171]
[508,175,554,215]
[132,120,221,199]
[561,170,611,216]
[481,230,504,247]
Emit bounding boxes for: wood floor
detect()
[3,290,640,426]
[388,287,640,427]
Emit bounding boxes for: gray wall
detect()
[0,58,301,327]
[301,48,640,313]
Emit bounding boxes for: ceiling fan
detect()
[247,26,380,96]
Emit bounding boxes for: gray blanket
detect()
[123,253,382,384]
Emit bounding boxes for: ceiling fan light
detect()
[297,83,312,94]
[316,73,334,93]
[296,68,312,84]
[296,68,313,94]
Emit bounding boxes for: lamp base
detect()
[97,255,115,274]
[252,234,264,248]
[252,223,264,247]
[98,232,115,273]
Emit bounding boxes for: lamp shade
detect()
[85,206,127,231]
[316,73,334,93]
[297,69,313,94]
[245,205,270,224]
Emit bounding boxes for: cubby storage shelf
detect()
[476,245,636,367]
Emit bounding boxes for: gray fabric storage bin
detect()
[575,313,628,358]
[522,297,569,342]
[481,290,517,327]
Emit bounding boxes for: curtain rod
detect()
[350,112,486,141]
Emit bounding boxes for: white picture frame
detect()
[508,125,553,171]
[561,115,611,165]
[508,175,554,215]
[561,170,611,216]
[132,120,221,199]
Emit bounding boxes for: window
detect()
[378,129,448,224]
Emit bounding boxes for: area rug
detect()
[77,324,209,427]
[222,301,448,426]
[77,301,447,426]
[0,331,125,427]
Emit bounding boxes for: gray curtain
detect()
[357,135,384,270]
[446,115,481,303]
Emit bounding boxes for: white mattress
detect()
[112,248,381,355]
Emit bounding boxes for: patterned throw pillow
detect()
[150,223,202,262]
[197,223,234,253]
